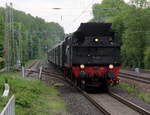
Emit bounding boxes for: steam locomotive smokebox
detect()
[71,22,120,66]
[76,23,112,36]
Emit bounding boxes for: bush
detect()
[0,73,66,115]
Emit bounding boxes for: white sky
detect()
[0,0,130,33]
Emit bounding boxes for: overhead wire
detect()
[65,0,96,33]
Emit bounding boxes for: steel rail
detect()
[109,92,150,115]
[26,69,64,80]
[76,87,111,115]
[119,73,150,84]
[139,69,150,74]
[120,72,150,80]
[125,69,150,74]
[27,69,111,115]
[45,72,150,115]
[25,61,39,77]
[27,60,38,69]
[27,68,150,115]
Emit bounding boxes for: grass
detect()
[117,82,150,103]
[0,72,67,115]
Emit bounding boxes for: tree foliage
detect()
[0,7,64,69]
[92,0,150,69]
[0,8,5,68]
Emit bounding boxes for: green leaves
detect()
[0,7,64,68]
[122,6,149,68]
[92,0,150,69]
[0,73,66,114]
[92,0,126,22]
[144,47,150,69]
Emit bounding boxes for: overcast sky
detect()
[0,0,129,33]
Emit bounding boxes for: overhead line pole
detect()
[4,3,10,72]
[4,2,14,72]
[10,3,15,66]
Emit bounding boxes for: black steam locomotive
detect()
[48,23,121,89]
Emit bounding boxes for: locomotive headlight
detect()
[80,64,85,69]
[109,64,114,69]
[94,38,99,42]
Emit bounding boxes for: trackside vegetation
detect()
[92,0,150,69]
[0,6,64,69]
[118,83,150,103]
[0,72,67,115]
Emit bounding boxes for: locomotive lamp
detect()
[109,64,114,69]
[94,38,99,42]
[80,64,85,69]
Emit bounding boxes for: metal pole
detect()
[8,3,12,67]
[19,23,22,64]
[4,3,10,72]
[22,66,25,78]
[10,3,15,66]
[39,66,42,79]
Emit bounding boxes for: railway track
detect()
[25,60,43,76]
[125,69,150,74]
[119,72,150,84]
[139,69,150,74]
[109,92,150,115]
[25,66,150,115]
[27,61,38,69]
[26,69,111,114]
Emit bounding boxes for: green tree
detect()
[92,0,126,22]
[0,7,64,69]
[91,0,150,69]
[144,47,150,69]
[0,8,5,68]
